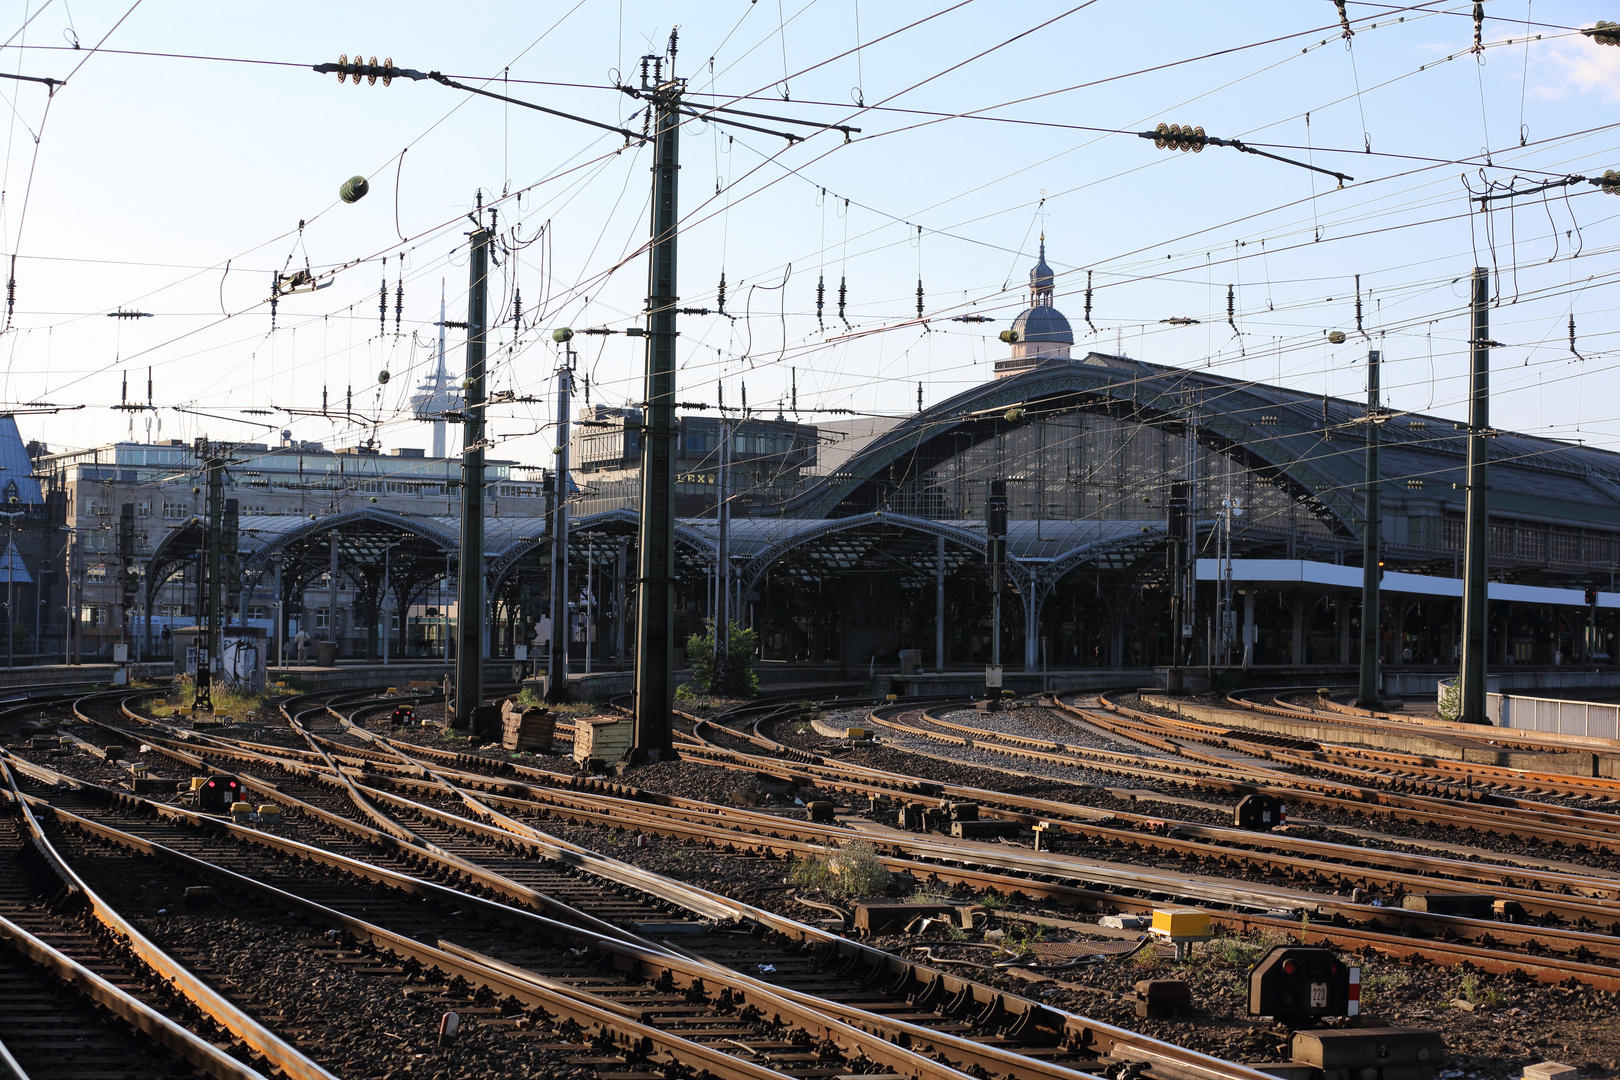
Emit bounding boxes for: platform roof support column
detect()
[1242,589,1255,668]
[1291,588,1305,665]
[1338,591,1352,666]
[935,534,946,672]
[1024,576,1040,673]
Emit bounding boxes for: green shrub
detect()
[1436,677,1461,722]
[172,674,265,718]
[789,840,891,898]
[685,620,759,697]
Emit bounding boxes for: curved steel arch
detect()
[769,358,1361,535]
[736,511,1000,594]
[237,509,457,573]
[486,508,715,592]
[1041,523,1174,584]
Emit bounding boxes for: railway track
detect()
[4,686,1279,1080]
[15,677,1620,1074]
[649,698,1620,988]
[161,688,1620,991]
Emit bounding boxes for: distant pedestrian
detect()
[160,625,172,652]
[294,628,310,665]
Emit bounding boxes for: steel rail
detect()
[323,704,1278,1080]
[129,689,1290,1080]
[1085,693,1620,838]
[1069,695,1620,846]
[74,693,663,948]
[337,729,1620,986]
[1138,688,1620,802]
[11,728,1164,1080]
[1238,684,1620,754]
[0,758,340,1080]
[0,1033,27,1080]
[0,908,268,1080]
[880,703,1620,905]
[24,800,815,1080]
[17,769,1128,1080]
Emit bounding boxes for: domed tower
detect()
[995,235,1075,379]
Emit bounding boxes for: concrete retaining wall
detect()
[0,663,173,689]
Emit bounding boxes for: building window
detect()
[247,606,267,620]
[86,564,106,581]
[136,502,151,517]
[163,502,187,520]
[314,608,330,629]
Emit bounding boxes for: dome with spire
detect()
[996,236,1075,378]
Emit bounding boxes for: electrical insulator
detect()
[1327,330,1346,344]
[815,274,825,329]
[1587,21,1620,46]
[916,277,924,319]
[379,277,387,334]
[1334,0,1353,39]
[1601,170,1620,194]
[716,272,727,316]
[1153,122,1206,152]
[340,176,369,203]
[999,329,1020,344]
[837,275,848,326]
[1083,270,1095,332]
[332,55,397,86]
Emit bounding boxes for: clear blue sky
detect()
[2,1,1618,465]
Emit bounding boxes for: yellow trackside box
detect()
[1151,908,1211,938]
[846,728,872,740]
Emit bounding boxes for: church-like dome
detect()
[995,234,1076,379]
[1011,303,1073,345]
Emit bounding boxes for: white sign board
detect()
[985,664,1003,688]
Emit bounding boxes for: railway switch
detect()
[949,820,1024,839]
[1234,793,1286,831]
[1289,1026,1443,1080]
[1248,945,1358,1020]
[807,800,837,823]
[1400,894,1495,919]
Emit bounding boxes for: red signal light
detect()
[207,780,215,787]
[1282,960,1298,975]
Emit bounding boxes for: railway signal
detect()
[1249,945,1357,1020]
